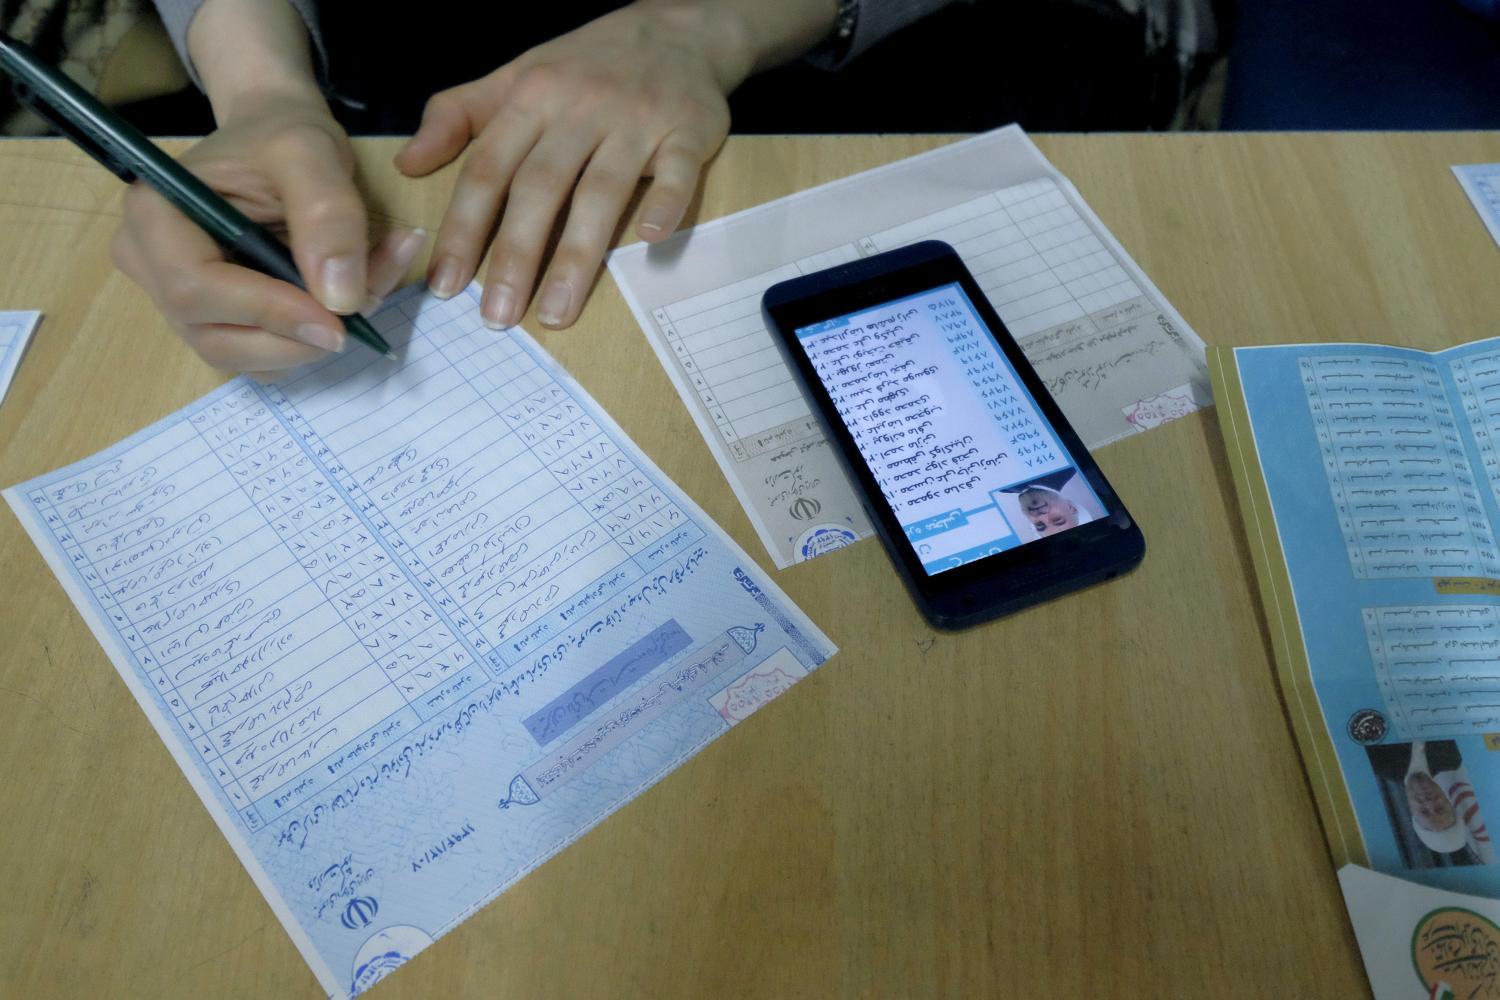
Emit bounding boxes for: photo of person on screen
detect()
[1019,486,1082,536]
[1000,469,1101,542]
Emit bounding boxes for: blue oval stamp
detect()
[350,925,434,995]
[796,524,859,561]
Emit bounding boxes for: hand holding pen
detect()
[9,0,836,371]
[0,5,421,374]
[109,96,424,373]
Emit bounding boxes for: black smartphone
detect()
[762,240,1145,629]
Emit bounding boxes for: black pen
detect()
[0,30,393,358]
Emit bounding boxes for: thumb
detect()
[264,127,369,314]
[395,87,479,177]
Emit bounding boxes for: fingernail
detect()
[639,210,671,234]
[482,283,518,330]
[294,323,345,352]
[430,256,462,298]
[319,256,364,313]
[536,281,572,328]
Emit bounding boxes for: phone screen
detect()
[794,282,1104,576]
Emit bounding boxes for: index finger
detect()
[261,127,370,314]
[119,181,348,351]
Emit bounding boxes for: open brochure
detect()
[1214,338,1500,1000]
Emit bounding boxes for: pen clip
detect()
[11,80,138,183]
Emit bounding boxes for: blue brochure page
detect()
[1234,339,1500,894]
[5,285,835,998]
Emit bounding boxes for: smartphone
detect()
[762,240,1145,629]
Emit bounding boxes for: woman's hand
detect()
[109,0,425,375]
[112,96,425,373]
[396,0,830,330]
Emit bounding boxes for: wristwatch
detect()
[816,0,860,64]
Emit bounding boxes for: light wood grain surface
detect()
[5,131,1500,998]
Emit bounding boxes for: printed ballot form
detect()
[0,309,40,405]
[609,125,1208,567]
[5,286,834,998]
[1216,338,1500,999]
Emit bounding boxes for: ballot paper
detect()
[608,125,1209,568]
[0,310,40,405]
[1454,163,1500,247]
[5,285,834,998]
[1215,339,1500,999]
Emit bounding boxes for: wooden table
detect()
[5,131,1499,997]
